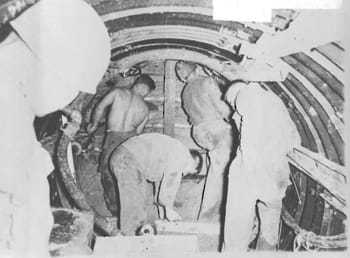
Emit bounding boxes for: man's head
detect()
[183,149,204,175]
[132,74,156,97]
[175,61,198,83]
[225,79,248,108]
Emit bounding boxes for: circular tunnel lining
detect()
[102,10,345,249]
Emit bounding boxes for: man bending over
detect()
[109,133,203,235]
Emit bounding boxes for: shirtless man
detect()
[87,74,156,216]
[224,81,301,251]
[176,61,234,221]
[109,133,203,235]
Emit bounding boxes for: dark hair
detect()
[189,149,204,173]
[175,61,197,83]
[133,74,156,91]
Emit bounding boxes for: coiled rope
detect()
[281,205,347,251]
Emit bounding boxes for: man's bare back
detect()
[108,88,149,132]
[182,76,230,125]
[88,87,150,134]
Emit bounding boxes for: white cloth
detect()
[224,83,301,251]
[0,0,111,255]
[0,36,53,256]
[228,83,301,200]
[10,0,111,116]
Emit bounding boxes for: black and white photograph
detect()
[0,0,348,257]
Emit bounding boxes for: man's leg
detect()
[255,200,282,250]
[223,160,256,252]
[110,147,148,236]
[198,128,232,221]
[11,173,53,256]
[199,144,231,220]
[144,182,159,223]
[254,160,290,250]
[99,132,121,216]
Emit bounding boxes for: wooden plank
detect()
[287,148,346,205]
[329,209,346,237]
[155,220,220,235]
[299,177,317,231]
[175,107,191,124]
[144,96,164,102]
[320,192,346,215]
[295,146,346,178]
[320,202,333,235]
[163,60,177,136]
[139,60,165,75]
[315,43,345,70]
[293,169,308,224]
[143,127,163,134]
[94,235,198,254]
[310,184,325,235]
[148,107,164,122]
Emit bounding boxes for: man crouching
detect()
[109,133,203,235]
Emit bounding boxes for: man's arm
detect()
[158,170,183,221]
[87,90,118,132]
[136,114,149,134]
[207,79,231,119]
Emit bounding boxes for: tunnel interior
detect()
[39,51,345,252]
[1,0,345,254]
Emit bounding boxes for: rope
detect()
[293,229,318,251]
[281,205,347,250]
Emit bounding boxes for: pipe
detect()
[56,110,118,236]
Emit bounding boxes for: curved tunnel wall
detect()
[87,0,346,246]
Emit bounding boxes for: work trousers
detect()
[224,151,289,251]
[109,146,157,235]
[99,130,136,216]
[192,120,233,220]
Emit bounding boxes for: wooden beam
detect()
[294,146,346,178]
[287,147,346,205]
[154,220,220,235]
[320,192,346,215]
[94,235,198,254]
[163,60,177,136]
